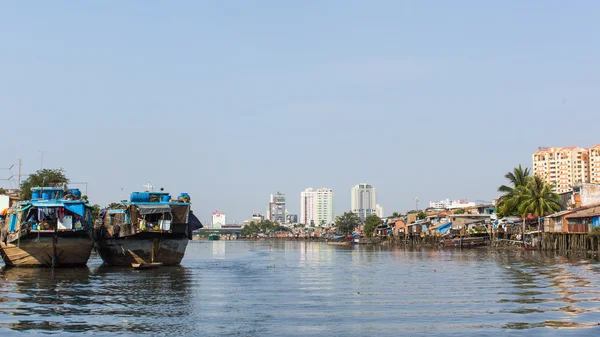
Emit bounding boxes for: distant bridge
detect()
[194,227,242,236]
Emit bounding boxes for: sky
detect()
[2,1,600,225]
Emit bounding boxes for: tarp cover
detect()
[437,222,452,234]
[137,204,172,215]
[64,203,85,216]
[188,211,203,230]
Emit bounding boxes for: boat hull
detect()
[441,236,490,248]
[0,233,93,267]
[94,234,188,267]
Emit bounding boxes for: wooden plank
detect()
[131,262,163,270]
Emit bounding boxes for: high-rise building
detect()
[590,145,600,184]
[315,188,334,226]
[533,147,590,193]
[211,211,226,229]
[300,188,316,225]
[376,204,384,218]
[300,187,334,226]
[351,183,376,221]
[268,192,286,223]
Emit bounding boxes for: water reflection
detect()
[0,264,193,335]
[0,243,599,336]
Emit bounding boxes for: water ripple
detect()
[0,242,599,336]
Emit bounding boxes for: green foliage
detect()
[469,227,487,234]
[81,195,88,201]
[108,202,126,209]
[588,227,600,239]
[515,175,561,218]
[20,168,69,200]
[363,214,382,239]
[241,220,288,236]
[496,165,531,217]
[453,208,466,214]
[0,188,5,195]
[90,204,102,223]
[391,212,401,218]
[416,211,426,220]
[335,212,360,235]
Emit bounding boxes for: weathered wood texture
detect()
[0,235,93,267]
[95,236,188,267]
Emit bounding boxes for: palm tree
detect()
[497,165,531,217]
[515,175,562,247]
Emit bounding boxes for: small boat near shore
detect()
[441,235,490,248]
[93,189,203,268]
[326,236,351,245]
[208,233,220,241]
[0,187,94,267]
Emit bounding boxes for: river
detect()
[1,241,599,336]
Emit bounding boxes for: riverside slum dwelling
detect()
[94,189,203,268]
[0,186,94,267]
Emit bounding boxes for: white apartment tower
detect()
[351,183,376,221]
[315,188,334,225]
[300,187,334,226]
[300,188,316,226]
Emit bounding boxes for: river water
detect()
[1,241,599,336]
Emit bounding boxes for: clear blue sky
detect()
[2,1,599,224]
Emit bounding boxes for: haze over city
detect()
[2,1,600,224]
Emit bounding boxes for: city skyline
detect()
[2,2,599,225]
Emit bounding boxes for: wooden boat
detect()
[326,237,351,245]
[0,187,94,267]
[93,189,202,268]
[441,235,490,248]
[208,233,220,241]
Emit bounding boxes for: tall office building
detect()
[268,192,286,223]
[300,188,316,225]
[351,183,376,221]
[533,147,590,193]
[300,188,334,226]
[315,188,334,225]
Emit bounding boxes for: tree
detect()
[453,208,466,214]
[391,212,401,218]
[516,176,561,218]
[0,188,5,195]
[496,165,531,217]
[335,212,360,235]
[20,168,69,200]
[90,204,102,223]
[417,211,426,220]
[363,214,382,239]
[241,220,288,236]
[515,175,561,244]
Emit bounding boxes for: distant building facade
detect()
[351,183,376,222]
[315,188,334,225]
[211,211,226,229]
[300,187,334,226]
[286,214,298,224]
[429,199,476,209]
[376,204,384,218]
[533,146,590,193]
[268,192,286,223]
[300,188,316,225]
